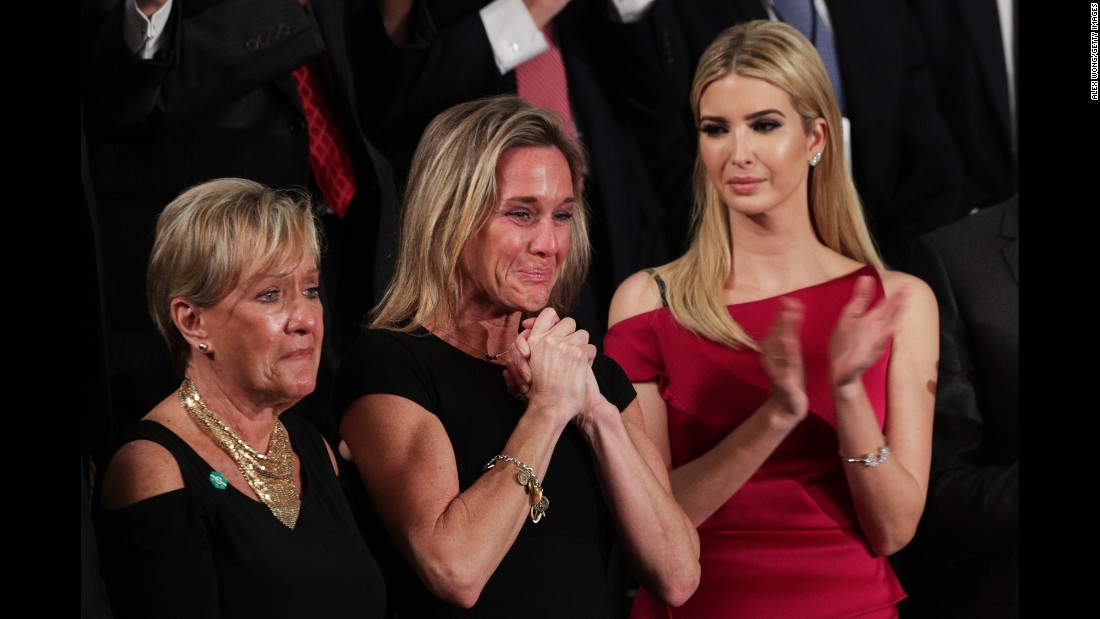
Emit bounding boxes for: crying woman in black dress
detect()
[96,178,386,618]
[334,96,700,618]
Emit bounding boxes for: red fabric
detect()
[605,265,905,618]
[293,61,356,218]
[515,24,575,139]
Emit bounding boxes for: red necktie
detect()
[292,61,356,218]
[515,24,575,140]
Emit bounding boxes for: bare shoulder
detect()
[99,438,185,510]
[878,268,938,333]
[608,269,666,329]
[879,269,935,305]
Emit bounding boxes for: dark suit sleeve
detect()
[601,0,696,255]
[354,1,506,179]
[87,0,325,125]
[600,0,691,126]
[366,3,502,130]
[874,6,968,266]
[908,235,1019,564]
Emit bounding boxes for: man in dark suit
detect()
[82,0,400,440]
[911,0,1018,212]
[361,0,684,343]
[649,0,967,269]
[897,195,1019,618]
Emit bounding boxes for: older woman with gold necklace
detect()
[95,178,386,618]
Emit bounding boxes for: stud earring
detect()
[198,343,208,352]
[809,152,822,167]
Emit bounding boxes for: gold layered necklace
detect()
[179,378,300,529]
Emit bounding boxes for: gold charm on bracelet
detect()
[530,496,549,523]
[483,454,550,524]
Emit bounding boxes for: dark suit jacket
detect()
[664,0,967,269]
[82,0,399,436]
[911,0,1018,212]
[899,196,1019,618]
[361,0,682,339]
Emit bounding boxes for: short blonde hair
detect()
[371,95,590,331]
[146,178,321,371]
[666,20,883,349]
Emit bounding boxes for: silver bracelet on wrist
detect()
[845,446,891,468]
[483,454,550,523]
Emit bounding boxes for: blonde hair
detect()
[370,95,590,331]
[663,20,883,349]
[146,178,320,371]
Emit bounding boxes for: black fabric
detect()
[894,197,1019,618]
[81,449,114,619]
[334,328,636,618]
[911,0,1018,214]
[96,416,386,619]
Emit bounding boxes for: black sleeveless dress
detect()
[96,415,386,618]
[334,327,637,618]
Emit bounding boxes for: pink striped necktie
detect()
[515,23,575,140]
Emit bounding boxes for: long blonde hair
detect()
[370,96,590,331]
[663,20,883,349]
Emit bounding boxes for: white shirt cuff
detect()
[611,0,656,23]
[124,0,174,59]
[480,0,549,75]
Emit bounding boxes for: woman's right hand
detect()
[502,323,535,402]
[760,297,808,422]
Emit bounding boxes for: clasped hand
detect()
[503,308,608,429]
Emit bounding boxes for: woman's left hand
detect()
[503,314,595,401]
[829,276,908,390]
[570,366,620,437]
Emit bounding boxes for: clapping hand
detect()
[828,276,908,391]
[761,297,808,422]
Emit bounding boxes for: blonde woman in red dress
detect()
[604,21,938,619]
